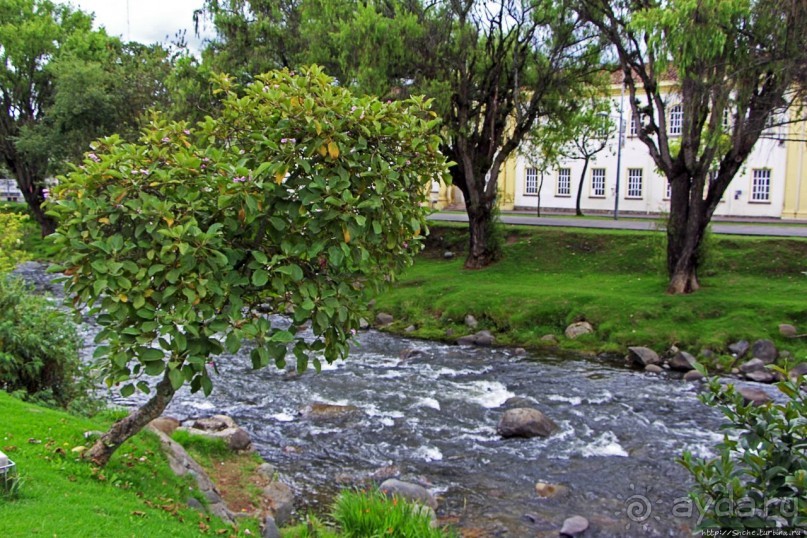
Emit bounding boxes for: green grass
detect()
[0,393,259,537]
[376,224,807,366]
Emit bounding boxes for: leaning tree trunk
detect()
[85,369,176,467]
[16,167,56,236]
[464,201,499,269]
[575,158,590,217]
[666,179,707,294]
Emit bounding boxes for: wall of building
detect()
[0,179,22,202]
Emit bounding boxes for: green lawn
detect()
[375,224,807,367]
[0,393,259,537]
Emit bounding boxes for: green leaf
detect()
[201,375,213,396]
[139,347,164,361]
[252,269,269,287]
[168,368,184,390]
[144,361,165,376]
[225,331,241,354]
[269,330,295,344]
[120,384,135,398]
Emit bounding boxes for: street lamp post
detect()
[613,85,625,221]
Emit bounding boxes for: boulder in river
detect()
[534,482,570,499]
[644,364,663,374]
[668,351,697,372]
[751,339,778,364]
[300,402,364,421]
[737,386,772,406]
[497,408,558,439]
[564,321,593,340]
[379,479,438,509]
[627,346,661,367]
[457,330,495,347]
[560,515,589,536]
[683,370,705,382]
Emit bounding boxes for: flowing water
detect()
[17,263,745,537]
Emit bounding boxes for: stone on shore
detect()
[564,322,594,340]
[627,346,661,367]
[379,479,438,509]
[668,351,697,372]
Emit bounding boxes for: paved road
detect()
[428,212,807,238]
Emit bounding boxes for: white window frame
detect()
[750,169,771,203]
[557,168,571,197]
[626,168,643,199]
[525,167,539,195]
[669,104,683,136]
[590,168,606,198]
[664,180,671,200]
[629,113,638,137]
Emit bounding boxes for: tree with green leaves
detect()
[0,0,172,236]
[579,0,807,294]
[197,0,605,269]
[48,66,448,466]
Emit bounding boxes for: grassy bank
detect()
[0,393,259,537]
[375,223,807,368]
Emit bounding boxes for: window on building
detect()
[751,169,771,202]
[629,113,638,137]
[669,104,683,136]
[557,168,571,196]
[525,167,539,195]
[665,180,671,200]
[627,168,643,198]
[591,168,606,197]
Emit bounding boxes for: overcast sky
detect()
[71,0,216,53]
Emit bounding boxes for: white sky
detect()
[70,0,216,54]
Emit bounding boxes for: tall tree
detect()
[0,1,172,235]
[579,0,807,293]
[198,0,604,269]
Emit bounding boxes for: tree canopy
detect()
[580,0,807,293]
[48,66,449,465]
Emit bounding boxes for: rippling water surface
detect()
[18,263,732,537]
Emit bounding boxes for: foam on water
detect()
[414,397,441,411]
[547,394,583,406]
[449,380,515,408]
[272,411,295,422]
[412,445,443,462]
[580,431,629,458]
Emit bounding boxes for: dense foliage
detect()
[0,277,82,408]
[0,212,30,272]
[680,374,807,529]
[332,489,452,538]
[47,66,448,464]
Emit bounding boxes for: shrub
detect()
[332,489,452,538]
[0,277,84,408]
[0,212,30,272]
[680,372,807,530]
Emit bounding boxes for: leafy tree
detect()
[579,0,807,293]
[47,67,448,466]
[0,1,173,236]
[197,0,605,269]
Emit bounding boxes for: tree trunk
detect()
[16,167,56,236]
[575,158,589,217]
[84,369,176,467]
[666,176,706,294]
[464,201,498,269]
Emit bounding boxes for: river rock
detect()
[400,348,423,360]
[751,339,778,364]
[669,351,697,372]
[514,348,528,356]
[457,330,495,347]
[300,402,363,421]
[263,481,294,526]
[150,416,180,436]
[788,362,807,380]
[256,463,277,480]
[560,515,589,536]
[564,321,594,339]
[465,314,478,328]
[628,346,661,367]
[504,396,533,408]
[497,408,558,438]
[739,358,766,374]
[404,325,416,333]
[779,324,798,338]
[644,364,663,374]
[183,415,252,451]
[745,370,775,383]
[379,479,438,509]
[262,515,281,538]
[359,318,370,330]
[728,340,750,358]
[375,312,394,326]
[535,482,570,498]
[737,386,772,406]
[683,370,705,382]
[541,334,559,344]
